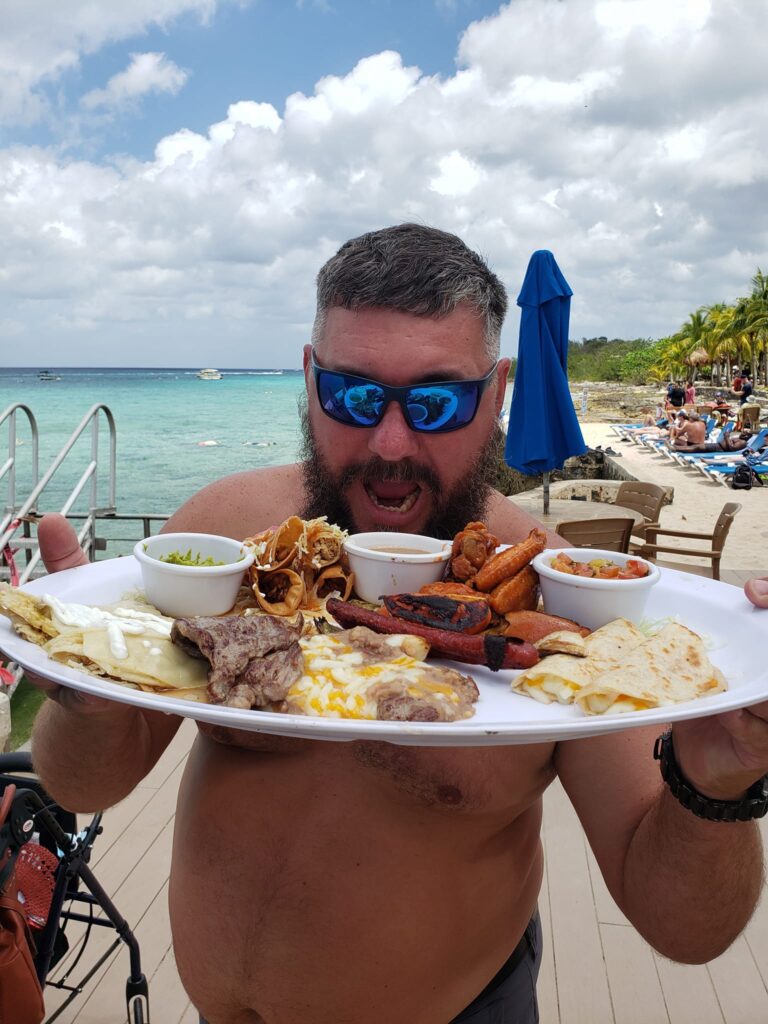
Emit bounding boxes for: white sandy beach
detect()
[514,420,768,577]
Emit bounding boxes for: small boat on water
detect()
[38,370,62,381]
[197,368,223,380]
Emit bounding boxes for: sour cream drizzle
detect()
[41,595,172,660]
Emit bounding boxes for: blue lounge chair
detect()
[702,449,768,486]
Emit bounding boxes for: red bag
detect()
[0,785,45,1024]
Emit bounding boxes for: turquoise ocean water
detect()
[1,368,306,553]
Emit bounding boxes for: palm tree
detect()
[748,269,768,384]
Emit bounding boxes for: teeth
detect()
[365,486,419,513]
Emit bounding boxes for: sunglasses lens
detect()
[316,371,385,426]
[406,384,476,431]
[314,364,487,433]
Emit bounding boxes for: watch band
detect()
[653,731,768,822]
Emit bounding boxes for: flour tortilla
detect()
[576,622,727,715]
[45,630,209,692]
[1,583,209,697]
[0,583,61,643]
[512,618,645,705]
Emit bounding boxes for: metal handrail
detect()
[0,404,117,584]
[0,404,39,531]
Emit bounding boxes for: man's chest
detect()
[196,726,557,818]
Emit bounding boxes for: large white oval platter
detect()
[1,557,766,746]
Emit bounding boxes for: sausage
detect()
[502,610,590,644]
[488,565,539,614]
[326,599,539,672]
[473,529,547,592]
[382,594,492,634]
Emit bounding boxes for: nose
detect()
[367,401,420,461]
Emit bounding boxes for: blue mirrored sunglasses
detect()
[311,354,497,434]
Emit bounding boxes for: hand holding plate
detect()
[37,513,90,573]
[672,702,768,802]
[745,577,768,609]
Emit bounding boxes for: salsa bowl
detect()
[532,548,661,630]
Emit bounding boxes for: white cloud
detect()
[0,1,222,124]
[81,53,189,111]
[0,0,767,365]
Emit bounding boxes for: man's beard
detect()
[298,398,504,539]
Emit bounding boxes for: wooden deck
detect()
[38,570,768,1024]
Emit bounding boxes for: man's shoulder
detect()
[164,463,305,538]
[485,489,559,547]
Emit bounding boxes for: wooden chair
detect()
[634,502,741,580]
[738,404,761,431]
[614,481,666,542]
[554,517,635,553]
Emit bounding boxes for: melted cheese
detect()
[289,634,464,720]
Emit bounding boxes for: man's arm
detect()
[556,722,764,964]
[32,695,182,813]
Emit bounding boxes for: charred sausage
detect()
[326,598,539,671]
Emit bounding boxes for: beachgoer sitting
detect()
[671,412,707,448]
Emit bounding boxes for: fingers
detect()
[24,669,112,713]
[745,577,768,608]
[37,514,89,573]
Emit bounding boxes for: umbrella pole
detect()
[543,471,550,516]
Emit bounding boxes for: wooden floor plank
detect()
[706,934,768,1024]
[537,826,560,1024]
[70,881,177,1024]
[54,818,175,1024]
[653,957,725,1024]
[543,780,615,1024]
[43,759,182,987]
[600,923,669,1024]
[586,845,628,928]
[179,1002,199,1024]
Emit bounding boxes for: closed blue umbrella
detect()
[504,250,587,513]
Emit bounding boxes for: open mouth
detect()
[364,481,422,514]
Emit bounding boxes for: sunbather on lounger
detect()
[674,430,750,455]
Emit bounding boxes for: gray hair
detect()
[311,223,507,360]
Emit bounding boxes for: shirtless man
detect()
[671,412,707,448]
[23,225,768,1024]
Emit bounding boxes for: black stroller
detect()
[0,753,149,1023]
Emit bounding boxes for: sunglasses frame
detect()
[311,353,498,434]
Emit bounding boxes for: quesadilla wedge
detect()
[575,622,727,714]
[512,618,645,705]
[45,630,209,692]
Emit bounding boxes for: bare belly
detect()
[170,730,555,1024]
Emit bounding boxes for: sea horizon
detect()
[1,366,304,374]
[1,368,308,550]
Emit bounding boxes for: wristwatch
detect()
[654,731,768,822]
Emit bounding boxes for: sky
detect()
[1,0,767,368]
